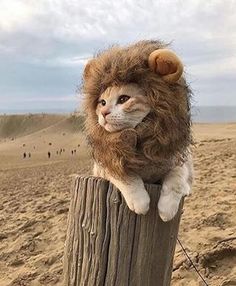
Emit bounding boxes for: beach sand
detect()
[0,116,235,285]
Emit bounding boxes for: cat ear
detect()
[83,60,95,80]
[148,49,183,83]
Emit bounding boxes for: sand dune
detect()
[0,115,235,285]
[0,114,86,170]
[0,114,67,139]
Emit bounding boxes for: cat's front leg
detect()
[108,174,150,215]
[93,162,150,215]
[158,156,193,222]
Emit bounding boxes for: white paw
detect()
[125,191,150,215]
[158,187,182,222]
[182,182,191,196]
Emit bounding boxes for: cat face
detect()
[96,84,151,132]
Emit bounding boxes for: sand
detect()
[0,116,235,286]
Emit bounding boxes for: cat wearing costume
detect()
[82,40,193,222]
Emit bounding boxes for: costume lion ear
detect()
[83,60,94,80]
[148,49,183,83]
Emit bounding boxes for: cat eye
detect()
[98,99,106,106]
[117,95,130,104]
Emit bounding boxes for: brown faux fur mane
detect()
[82,40,192,179]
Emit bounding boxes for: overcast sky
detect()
[0,0,235,112]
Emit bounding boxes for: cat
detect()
[83,40,193,221]
[93,83,193,221]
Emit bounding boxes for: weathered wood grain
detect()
[63,176,183,286]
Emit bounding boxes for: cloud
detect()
[0,0,236,110]
[0,94,77,103]
[1,0,235,57]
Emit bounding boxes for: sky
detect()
[0,0,236,112]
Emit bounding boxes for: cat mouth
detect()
[104,122,123,132]
[101,117,131,131]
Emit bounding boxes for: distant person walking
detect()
[48,151,51,159]
[71,150,74,155]
[28,152,31,158]
[23,152,26,159]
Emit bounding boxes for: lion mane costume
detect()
[82,40,192,182]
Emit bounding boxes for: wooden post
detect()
[63,176,183,286]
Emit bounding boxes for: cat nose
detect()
[102,110,111,118]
